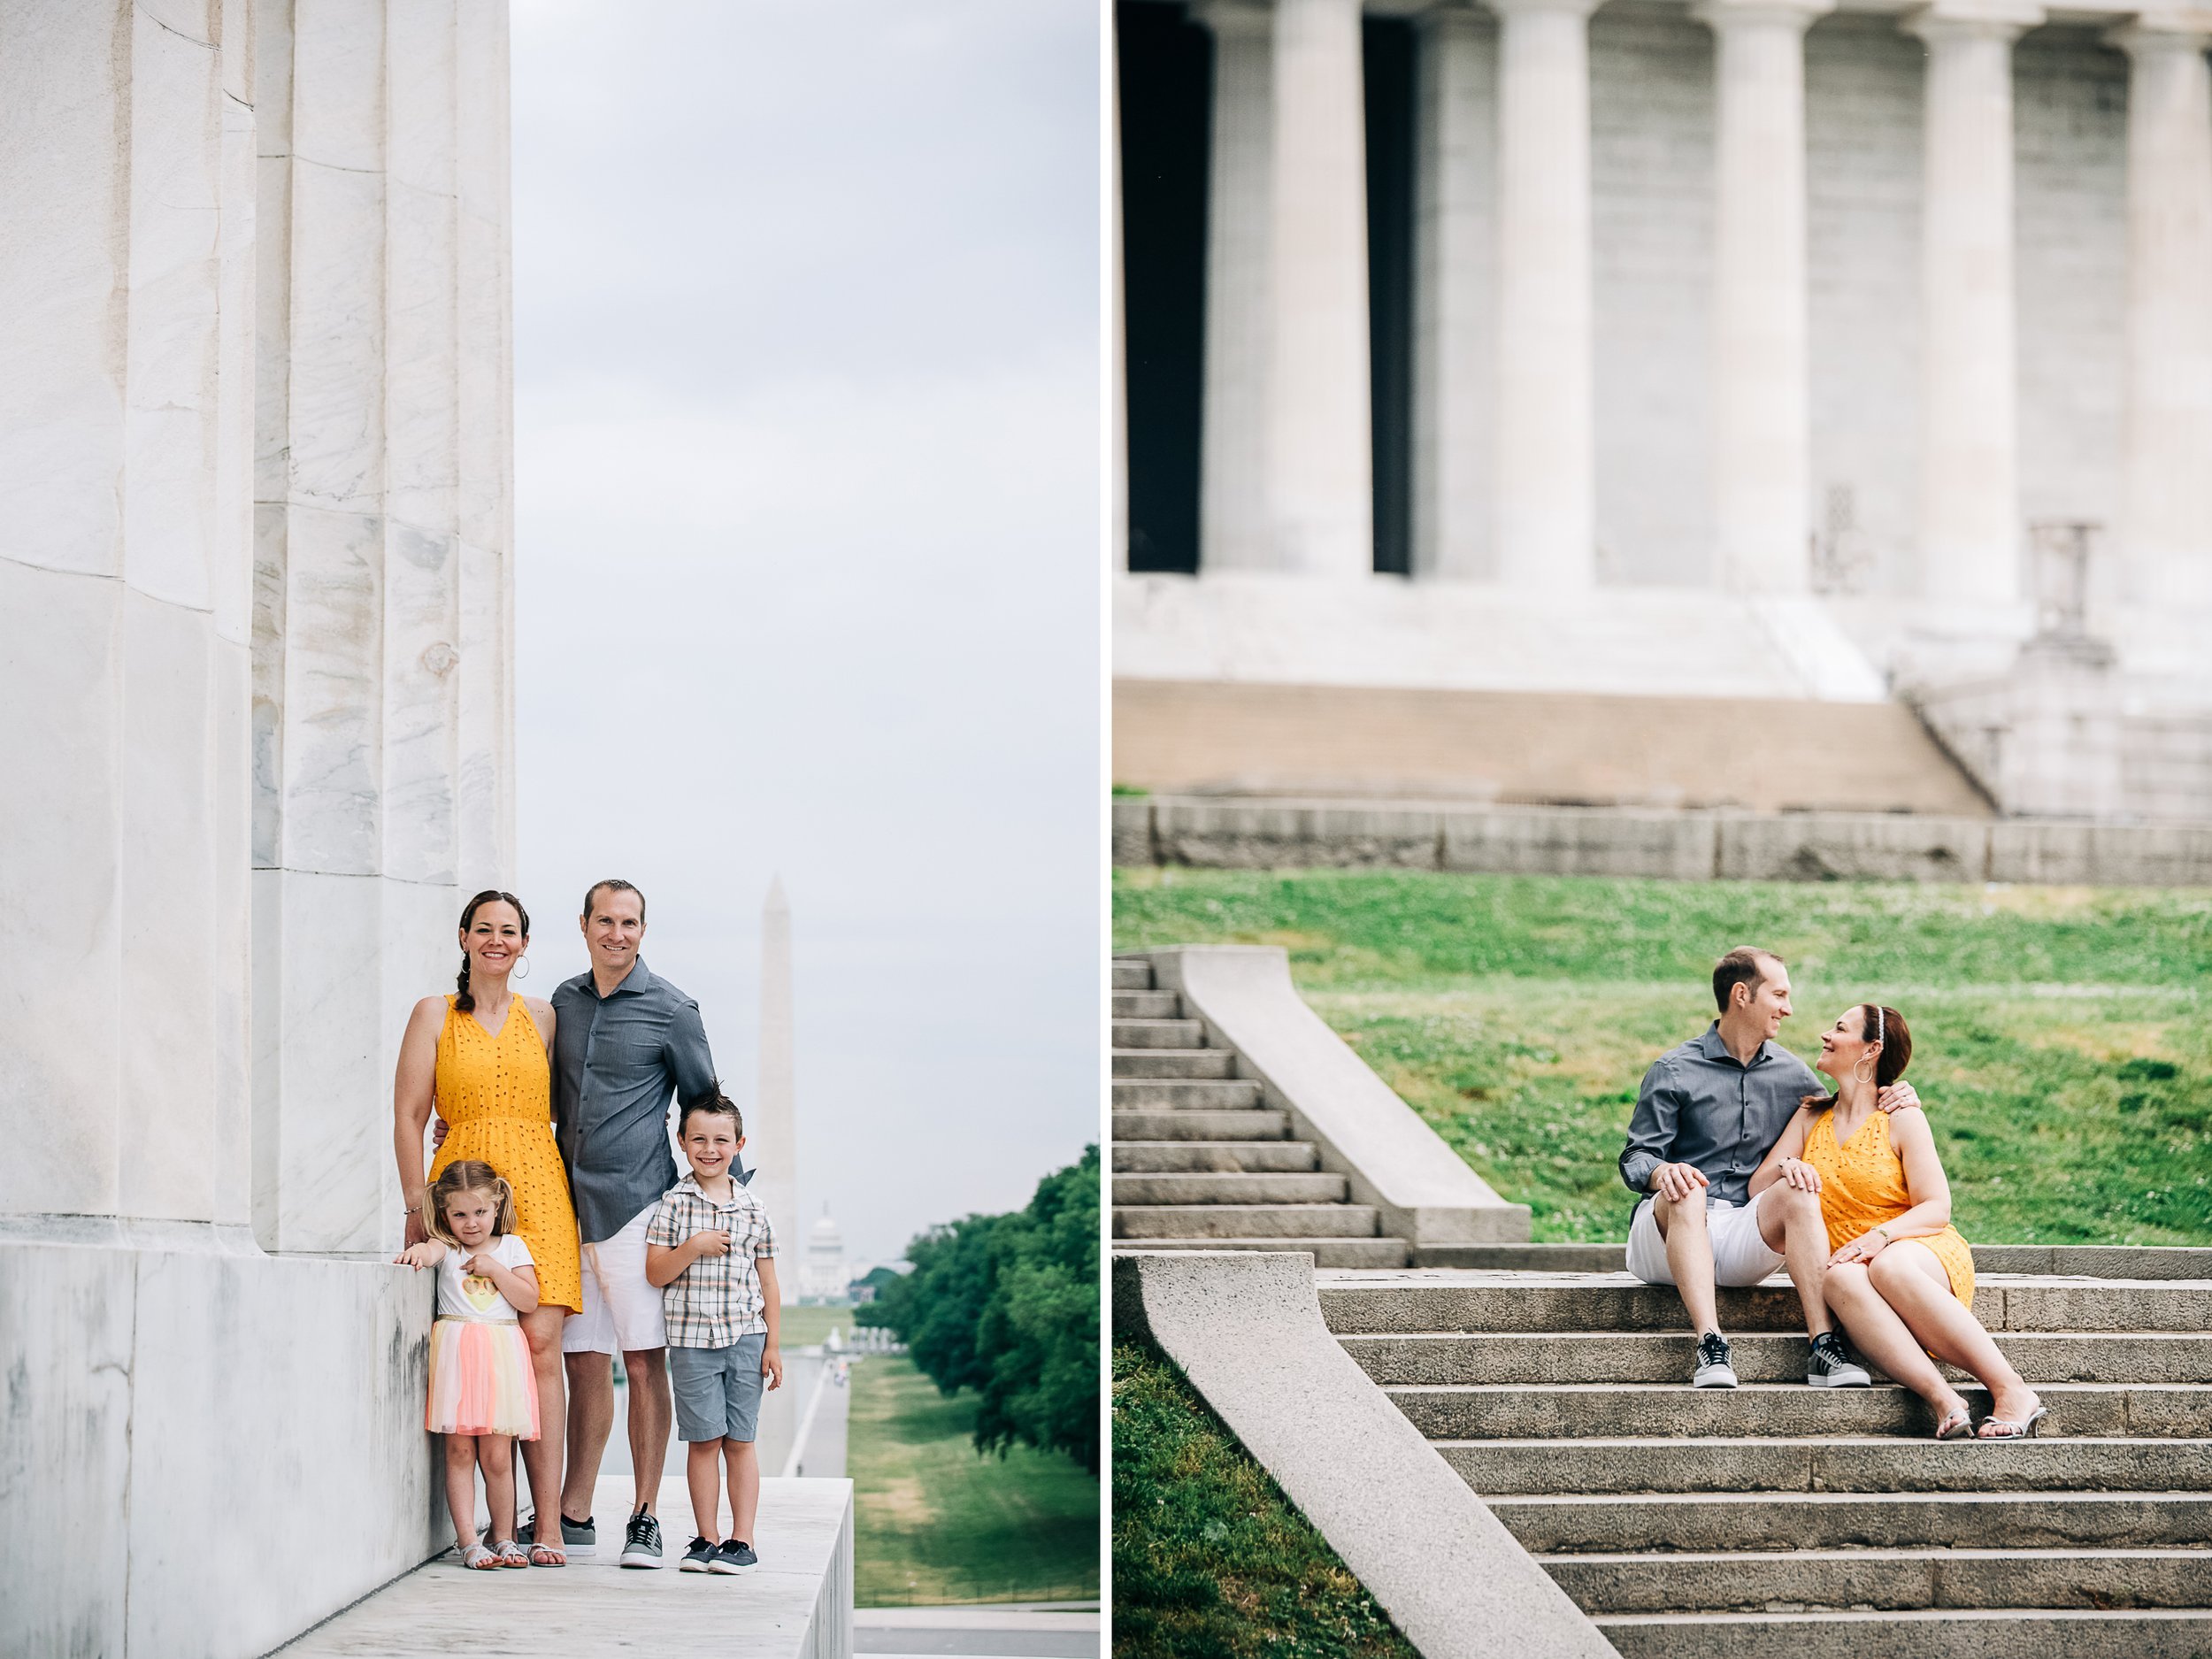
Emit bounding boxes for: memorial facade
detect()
[1114,0,2212,819]
[2,2,516,1649]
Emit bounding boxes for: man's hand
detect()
[761,1344,784,1391]
[1874,1081,1921,1115]
[1650,1162,1709,1204]
[690,1227,733,1259]
[1778,1156,1823,1194]
[430,1116,449,1148]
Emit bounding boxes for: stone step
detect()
[1112,989,1180,1018]
[1113,1018,1205,1048]
[1111,959,1154,989]
[1316,1274,2212,1336]
[1593,1607,2212,1659]
[1340,1331,2212,1386]
[1112,1141,1321,1174]
[1408,1243,2212,1278]
[1489,1491,2212,1554]
[1111,1077,1262,1108]
[1548,1545,2212,1616]
[1386,1381,2212,1441]
[1436,1437,2212,1496]
[1112,1171,1349,1206]
[1112,1048,1236,1079]
[1114,1203,1382,1240]
[1114,1236,1412,1269]
[1111,1109,1291,1142]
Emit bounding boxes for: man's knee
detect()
[1653,1191,1708,1234]
[1762,1182,1824,1244]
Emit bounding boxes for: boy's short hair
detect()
[680,1083,743,1139]
[1712,946,1782,1012]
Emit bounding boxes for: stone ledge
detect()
[1113,796,2212,887]
[1113,1249,1619,1659]
[1136,945,1531,1246]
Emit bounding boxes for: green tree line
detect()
[857,1144,1099,1474]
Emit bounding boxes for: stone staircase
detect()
[1111,956,1411,1267]
[1321,1262,2212,1656]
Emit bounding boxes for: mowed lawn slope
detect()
[1114,869,2212,1246]
[847,1353,1099,1607]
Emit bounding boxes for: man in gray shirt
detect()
[551,878,720,1571]
[1621,946,1915,1389]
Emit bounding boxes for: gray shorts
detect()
[668,1333,768,1443]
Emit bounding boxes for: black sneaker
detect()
[680,1535,718,1573]
[561,1513,596,1559]
[710,1539,757,1575]
[620,1508,663,1569]
[1807,1332,1872,1387]
[1692,1331,1738,1388]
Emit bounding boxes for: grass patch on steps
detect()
[1113,868,2212,1246]
[1111,1340,1417,1659]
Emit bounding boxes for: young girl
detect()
[396,1160,543,1569]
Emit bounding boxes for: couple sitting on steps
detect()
[1620,947,2047,1441]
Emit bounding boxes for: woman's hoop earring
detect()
[513,955,530,980]
[1854,1054,1876,1083]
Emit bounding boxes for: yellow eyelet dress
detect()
[426,995,582,1314]
[1801,1107,1975,1307]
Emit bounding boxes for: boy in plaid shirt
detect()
[644,1089,782,1574]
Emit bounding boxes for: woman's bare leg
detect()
[480,1433,517,1544]
[519,1306,568,1546]
[1868,1243,2041,1424]
[443,1434,482,1551]
[1823,1262,1970,1424]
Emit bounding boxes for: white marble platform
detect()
[277,1477,854,1658]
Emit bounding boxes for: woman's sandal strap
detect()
[528,1541,567,1566]
[461,1543,497,1569]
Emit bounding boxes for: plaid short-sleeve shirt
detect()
[645,1173,778,1349]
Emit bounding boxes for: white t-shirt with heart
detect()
[434,1233,535,1323]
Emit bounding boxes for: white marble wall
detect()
[253,0,516,1256]
[0,0,257,1230]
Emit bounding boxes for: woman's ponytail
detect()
[455,953,474,1014]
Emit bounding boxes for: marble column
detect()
[1697,0,1832,594]
[757,879,798,1305]
[1905,0,2041,607]
[1268,0,1375,576]
[2110,14,2212,611]
[1411,3,1495,580]
[0,1,257,1233]
[1196,1,1278,573]
[253,0,517,1254]
[1492,0,1601,592]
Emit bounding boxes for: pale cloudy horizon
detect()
[509,2,1102,1263]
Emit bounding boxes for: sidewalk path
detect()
[855,1607,1100,1659]
[275,1475,851,1657]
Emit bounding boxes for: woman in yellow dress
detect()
[394,890,584,1564]
[1748,1003,2046,1441]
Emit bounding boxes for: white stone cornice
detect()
[1484,0,1603,18]
[2105,10,2212,50]
[1691,0,1836,30]
[1193,0,1274,36]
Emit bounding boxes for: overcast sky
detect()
[510,2,1101,1263]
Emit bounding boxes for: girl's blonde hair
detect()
[423,1160,518,1248]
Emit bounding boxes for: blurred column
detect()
[1905,0,2041,607]
[1196,1,1278,572]
[2109,14,2212,609]
[1410,3,1494,580]
[1268,0,1375,576]
[0,1,257,1232]
[253,0,516,1253]
[1697,0,1832,594]
[1492,0,1601,592]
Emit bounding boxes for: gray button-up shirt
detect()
[1619,1023,1823,1209]
[552,958,719,1244]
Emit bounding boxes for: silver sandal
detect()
[493,1538,532,1568]
[460,1543,498,1570]
[1933,1407,1974,1440]
[1977,1403,2048,1440]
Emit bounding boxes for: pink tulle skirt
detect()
[426,1317,541,1440]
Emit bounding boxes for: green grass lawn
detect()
[1112,1340,1416,1659]
[777,1305,855,1348]
[847,1353,1099,1607]
[1115,869,2212,1245]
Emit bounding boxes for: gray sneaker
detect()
[561,1513,596,1559]
[620,1508,663,1569]
[710,1539,757,1575]
[1692,1332,1738,1388]
[1807,1332,1872,1387]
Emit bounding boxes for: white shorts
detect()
[562,1202,667,1356]
[1625,1190,1786,1289]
